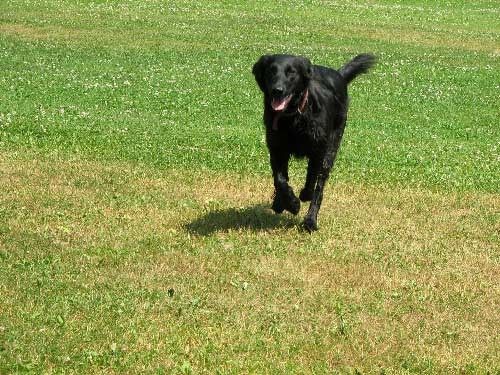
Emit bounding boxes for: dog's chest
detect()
[278,115,326,157]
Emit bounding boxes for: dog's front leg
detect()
[300,157,320,202]
[302,158,331,231]
[303,129,344,232]
[270,150,300,215]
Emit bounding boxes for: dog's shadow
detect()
[185,203,297,236]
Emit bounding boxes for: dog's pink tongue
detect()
[271,96,291,111]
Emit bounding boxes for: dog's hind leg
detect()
[270,150,300,215]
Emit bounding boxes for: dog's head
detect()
[252,54,312,113]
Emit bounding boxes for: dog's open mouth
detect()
[271,95,292,112]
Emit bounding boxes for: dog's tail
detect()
[338,53,376,84]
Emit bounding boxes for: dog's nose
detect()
[272,87,284,97]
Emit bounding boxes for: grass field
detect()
[1,0,499,373]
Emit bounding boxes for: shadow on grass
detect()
[185,204,298,236]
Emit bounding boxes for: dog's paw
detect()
[302,217,318,233]
[273,188,300,215]
[285,195,301,215]
[271,195,285,214]
[299,188,313,202]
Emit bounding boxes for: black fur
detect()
[253,53,375,232]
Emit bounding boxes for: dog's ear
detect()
[252,55,271,92]
[296,56,313,80]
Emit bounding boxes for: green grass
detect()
[1,0,498,190]
[1,0,499,373]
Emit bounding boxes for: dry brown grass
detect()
[2,18,497,55]
[350,25,499,54]
[1,150,498,372]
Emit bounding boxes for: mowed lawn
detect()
[0,0,499,373]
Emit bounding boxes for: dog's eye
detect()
[269,65,278,75]
[286,67,297,77]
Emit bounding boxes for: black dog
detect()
[253,53,375,232]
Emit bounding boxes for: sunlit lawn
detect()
[0,0,498,373]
